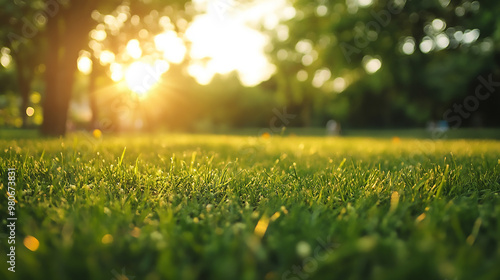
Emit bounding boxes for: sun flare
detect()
[184,0,294,86]
[154,31,187,64]
[83,0,291,96]
[122,60,169,96]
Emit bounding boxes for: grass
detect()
[1,132,500,280]
[3,127,500,139]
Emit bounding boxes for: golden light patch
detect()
[261,132,271,139]
[270,211,281,222]
[390,191,399,212]
[416,213,426,223]
[26,107,35,117]
[24,236,40,251]
[101,234,114,244]
[93,129,102,139]
[254,216,270,238]
[391,136,401,144]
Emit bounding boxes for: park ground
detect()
[1,129,500,280]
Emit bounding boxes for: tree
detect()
[40,1,111,136]
[40,0,192,136]
[266,0,500,127]
[1,0,190,136]
[0,0,42,127]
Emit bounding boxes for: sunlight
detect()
[99,50,115,65]
[123,60,169,96]
[185,14,274,86]
[1,47,12,68]
[77,55,92,75]
[126,39,142,59]
[110,63,124,82]
[26,107,35,117]
[364,57,382,74]
[185,0,293,86]
[154,31,187,64]
[90,29,107,41]
[187,62,213,85]
[94,0,294,90]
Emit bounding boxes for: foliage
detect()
[267,0,500,127]
[1,0,499,132]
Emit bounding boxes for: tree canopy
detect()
[0,0,498,134]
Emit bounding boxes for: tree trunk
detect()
[41,16,63,136]
[41,2,97,136]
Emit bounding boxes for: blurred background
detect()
[0,0,499,136]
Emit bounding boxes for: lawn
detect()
[1,132,500,280]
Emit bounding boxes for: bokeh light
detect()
[126,39,142,59]
[101,234,114,244]
[23,236,40,251]
[123,60,169,95]
[363,57,382,74]
[26,107,35,117]
[93,129,102,139]
[402,38,415,55]
[77,58,92,75]
[419,37,435,53]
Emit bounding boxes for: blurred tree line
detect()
[0,0,499,135]
[266,0,500,128]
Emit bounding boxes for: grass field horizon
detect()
[1,131,500,279]
[2,127,500,140]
